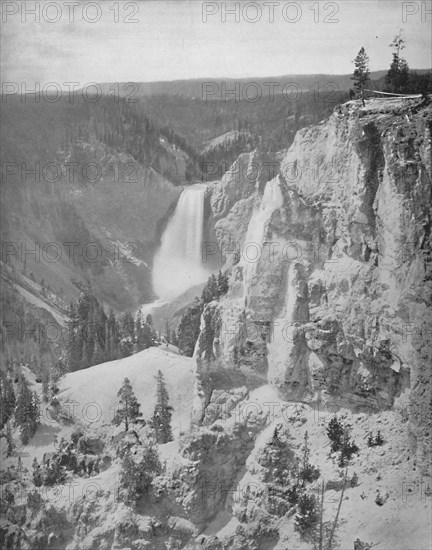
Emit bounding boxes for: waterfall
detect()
[152,184,210,300]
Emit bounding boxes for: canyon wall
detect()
[197,99,432,474]
[0,98,184,312]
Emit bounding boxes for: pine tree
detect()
[0,375,16,427]
[6,422,14,457]
[201,273,219,304]
[294,493,319,538]
[107,308,120,360]
[264,426,291,485]
[112,378,143,431]
[32,457,43,487]
[77,284,92,321]
[120,311,135,357]
[52,358,67,383]
[385,30,410,93]
[92,340,107,366]
[352,47,370,103]
[15,377,38,444]
[32,392,41,424]
[338,431,359,467]
[119,444,161,505]
[150,370,173,443]
[326,415,345,452]
[367,430,384,447]
[65,306,82,372]
[299,431,320,486]
[171,330,179,347]
[42,373,50,403]
[177,299,203,356]
[135,312,145,352]
[374,430,384,446]
[146,314,155,332]
[144,314,157,348]
[217,270,229,297]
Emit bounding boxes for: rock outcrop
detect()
[196,98,431,474]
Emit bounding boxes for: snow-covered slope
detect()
[58,347,196,435]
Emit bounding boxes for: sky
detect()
[1,0,431,86]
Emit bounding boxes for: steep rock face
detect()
[198,99,431,473]
[205,150,280,267]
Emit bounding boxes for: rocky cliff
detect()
[2,98,431,550]
[197,98,431,475]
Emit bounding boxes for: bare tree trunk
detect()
[318,478,325,550]
[326,469,347,550]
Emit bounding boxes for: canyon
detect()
[1,96,431,550]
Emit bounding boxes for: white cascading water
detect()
[152,184,210,300]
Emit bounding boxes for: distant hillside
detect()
[0,95,190,316]
[137,89,349,154]
[98,71,393,99]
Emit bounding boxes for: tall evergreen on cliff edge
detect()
[385,29,410,93]
[352,47,370,100]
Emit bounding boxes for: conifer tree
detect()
[264,426,291,485]
[15,377,39,444]
[295,493,319,538]
[107,307,120,360]
[135,312,145,352]
[338,431,359,467]
[352,47,370,103]
[326,415,345,452]
[112,378,143,431]
[144,314,157,348]
[6,422,14,457]
[299,431,320,486]
[217,270,229,297]
[42,373,50,403]
[119,444,161,505]
[385,30,410,93]
[375,430,384,446]
[65,306,82,372]
[32,457,43,487]
[150,370,173,443]
[171,330,179,347]
[92,340,107,366]
[0,375,16,428]
[32,392,41,424]
[201,273,219,304]
[120,311,135,357]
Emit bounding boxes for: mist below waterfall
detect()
[152,184,211,300]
